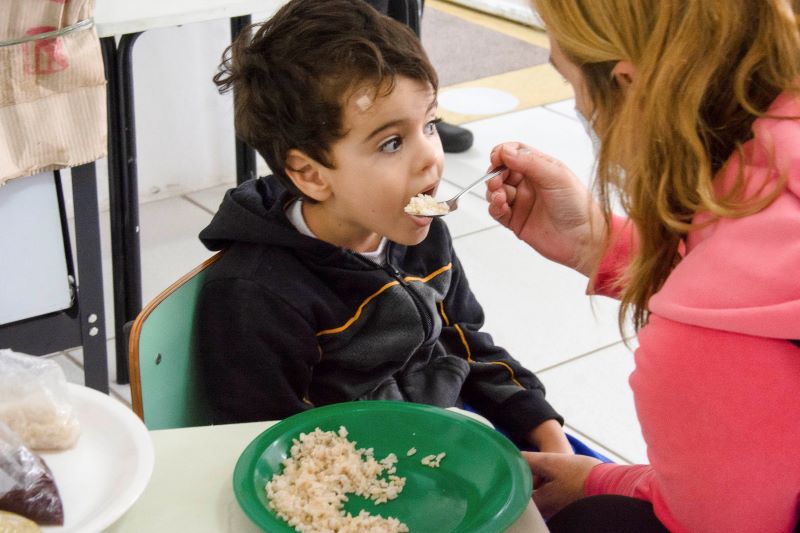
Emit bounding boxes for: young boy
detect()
[198,0,570,453]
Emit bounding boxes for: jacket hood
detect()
[199,177,338,257]
[649,91,800,340]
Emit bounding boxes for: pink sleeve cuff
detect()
[585,463,656,500]
[587,216,637,298]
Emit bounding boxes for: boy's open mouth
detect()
[404,183,440,226]
[419,183,438,198]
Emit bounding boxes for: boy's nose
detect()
[417,133,444,172]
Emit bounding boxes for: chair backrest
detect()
[128,253,222,430]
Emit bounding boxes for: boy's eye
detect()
[425,117,443,135]
[380,137,402,153]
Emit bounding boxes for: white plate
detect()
[39,384,154,533]
[446,406,495,428]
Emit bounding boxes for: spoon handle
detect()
[453,166,506,202]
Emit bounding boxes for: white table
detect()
[94,0,283,37]
[104,421,549,532]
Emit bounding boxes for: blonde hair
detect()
[534,0,800,330]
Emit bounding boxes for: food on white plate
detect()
[403,194,449,216]
[0,510,41,532]
[0,423,63,526]
[0,350,80,451]
[0,402,80,452]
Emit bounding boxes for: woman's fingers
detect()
[488,190,511,224]
[524,451,556,479]
[524,453,560,518]
[486,165,519,225]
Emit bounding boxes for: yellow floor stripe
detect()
[438,64,574,124]
[428,1,574,124]
[428,0,550,48]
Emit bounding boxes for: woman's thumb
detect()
[501,145,565,187]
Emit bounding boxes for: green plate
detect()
[233,401,532,532]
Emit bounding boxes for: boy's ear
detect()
[284,149,332,202]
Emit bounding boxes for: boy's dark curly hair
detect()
[213,0,438,199]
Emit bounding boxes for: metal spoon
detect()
[405,166,507,217]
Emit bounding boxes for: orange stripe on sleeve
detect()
[439,302,450,326]
[453,324,474,362]
[453,324,523,388]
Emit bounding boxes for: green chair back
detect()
[128,253,222,430]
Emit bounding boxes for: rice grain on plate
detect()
[420,452,446,468]
[265,426,408,533]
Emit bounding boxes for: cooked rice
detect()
[403,194,449,216]
[420,452,446,468]
[405,447,416,457]
[265,426,408,533]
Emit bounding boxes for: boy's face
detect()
[308,77,444,252]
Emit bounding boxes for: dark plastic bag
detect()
[0,422,63,526]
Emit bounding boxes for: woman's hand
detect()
[524,451,602,519]
[486,142,606,277]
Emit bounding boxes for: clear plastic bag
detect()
[0,349,80,451]
[0,422,64,526]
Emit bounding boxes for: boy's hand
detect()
[527,419,573,454]
[523,452,602,519]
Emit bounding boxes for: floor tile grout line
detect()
[442,178,496,204]
[451,224,500,241]
[109,387,131,406]
[535,339,627,374]
[182,195,217,216]
[542,106,579,122]
[63,350,84,369]
[564,423,636,465]
[63,342,132,401]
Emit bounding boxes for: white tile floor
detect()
[56,98,648,466]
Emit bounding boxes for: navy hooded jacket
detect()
[197,177,562,444]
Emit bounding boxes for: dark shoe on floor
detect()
[437,121,474,153]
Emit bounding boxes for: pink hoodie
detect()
[586,91,800,532]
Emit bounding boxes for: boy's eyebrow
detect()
[363,98,439,142]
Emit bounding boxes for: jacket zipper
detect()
[346,246,433,340]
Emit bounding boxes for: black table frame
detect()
[0,164,110,393]
[101,17,256,384]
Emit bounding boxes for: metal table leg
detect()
[231,15,257,185]
[102,34,142,385]
[71,163,110,392]
[102,18,257,384]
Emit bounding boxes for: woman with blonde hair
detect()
[486,0,800,531]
